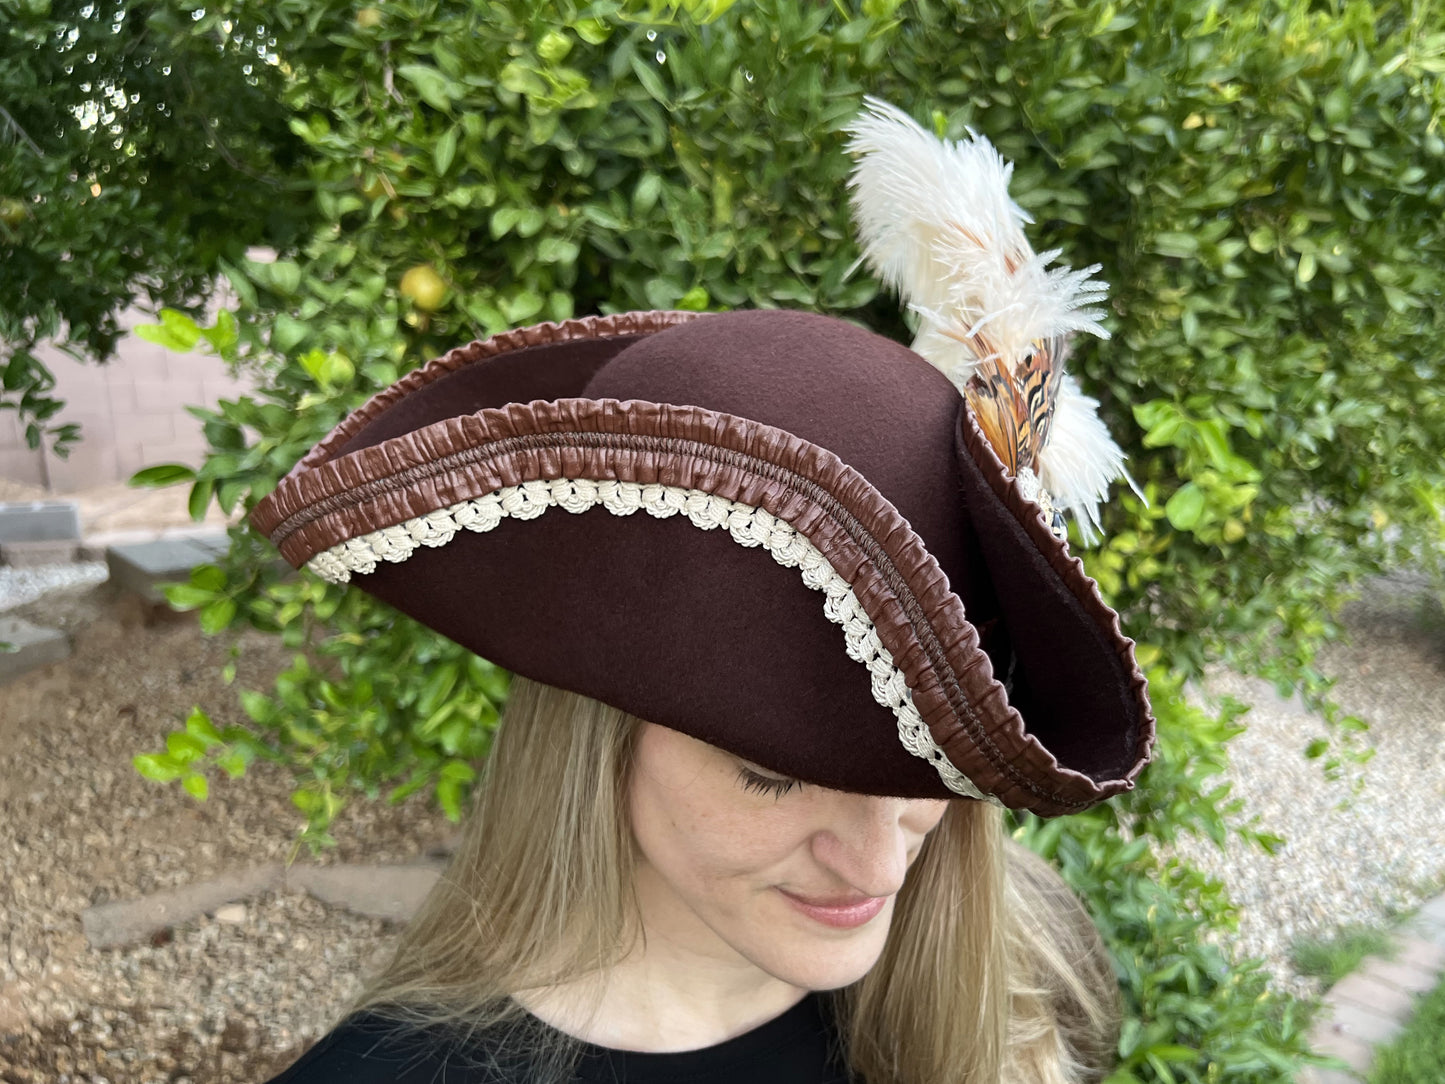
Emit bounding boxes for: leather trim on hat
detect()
[954,405,1155,791]
[298,311,702,473]
[253,397,1136,815]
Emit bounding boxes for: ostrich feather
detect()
[845,95,1135,541]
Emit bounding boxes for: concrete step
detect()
[104,534,230,602]
[0,614,71,685]
[0,499,81,544]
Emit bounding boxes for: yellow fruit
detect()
[0,198,27,229]
[355,7,381,28]
[399,265,447,311]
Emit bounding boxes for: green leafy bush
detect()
[32,0,1445,1078]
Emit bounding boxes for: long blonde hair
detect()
[356,676,1120,1084]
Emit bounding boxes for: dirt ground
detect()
[0,583,454,1082]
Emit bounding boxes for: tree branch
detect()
[0,104,45,157]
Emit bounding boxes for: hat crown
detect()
[584,309,978,600]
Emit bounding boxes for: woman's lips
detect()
[779,889,889,929]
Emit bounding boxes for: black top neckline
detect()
[566,993,829,1082]
[266,989,850,1083]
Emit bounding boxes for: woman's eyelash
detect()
[736,766,801,799]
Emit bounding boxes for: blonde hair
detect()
[356,676,1120,1084]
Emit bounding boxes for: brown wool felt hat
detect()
[250,308,1153,816]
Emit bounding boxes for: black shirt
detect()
[267,993,850,1083]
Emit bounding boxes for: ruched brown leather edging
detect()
[298,311,702,475]
[253,394,1137,816]
[956,407,1156,789]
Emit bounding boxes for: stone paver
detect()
[81,865,286,949]
[1304,891,1445,1080]
[1307,1028,1374,1075]
[1394,934,1445,971]
[1329,972,1416,1019]
[78,861,445,948]
[1359,956,1440,995]
[1325,1000,1404,1045]
[0,500,81,543]
[1298,1068,1363,1084]
[0,615,70,684]
[284,862,443,923]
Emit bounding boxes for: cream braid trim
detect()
[305,478,990,802]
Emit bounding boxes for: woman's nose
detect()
[809,796,914,897]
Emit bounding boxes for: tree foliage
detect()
[0,0,310,451]
[8,0,1445,1078]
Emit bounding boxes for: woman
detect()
[252,100,1153,1082]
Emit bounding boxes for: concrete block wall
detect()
[0,309,255,493]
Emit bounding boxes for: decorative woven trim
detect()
[306,477,991,803]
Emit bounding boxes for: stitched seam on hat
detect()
[276,431,1070,808]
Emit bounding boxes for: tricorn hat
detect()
[250,307,1151,816]
[249,100,1154,816]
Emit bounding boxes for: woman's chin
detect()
[748,897,896,990]
[764,938,889,990]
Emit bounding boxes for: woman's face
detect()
[627,722,950,992]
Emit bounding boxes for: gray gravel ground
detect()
[1178,569,1445,998]
[0,580,452,1082]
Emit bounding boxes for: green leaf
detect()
[267,260,303,296]
[182,773,210,801]
[199,597,238,635]
[678,286,710,311]
[239,689,274,724]
[185,708,223,745]
[167,730,209,762]
[398,63,458,111]
[537,30,572,62]
[1247,226,1277,253]
[270,314,308,352]
[433,126,460,175]
[190,564,227,592]
[1296,251,1317,285]
[499,61,548,99]
[188,477,214,520]
[130,464,197,488]
[1165,484,1206,531]
[135,309,201,352]
[633,172,663,215]
[163,583,217,610]
[629,52,669,105]
[133,753,186,783]
[1151,232,1199,259]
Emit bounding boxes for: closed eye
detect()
[736,765,802,799]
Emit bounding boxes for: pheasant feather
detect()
[845,96,1134,541]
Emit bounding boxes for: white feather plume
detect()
[1040,377,1143,543]
[845,95,1137,541]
